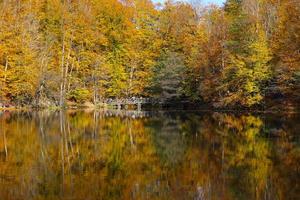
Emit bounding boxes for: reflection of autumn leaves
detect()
[271,125,300,200]
[0,113,42,199]
[91,117,161,199]
[0,111,299,199]
[212,113,271,199]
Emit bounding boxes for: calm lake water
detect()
[0,110,299,200]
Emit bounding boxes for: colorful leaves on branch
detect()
[0,0,299,108]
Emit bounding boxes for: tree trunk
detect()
[67,62,74,94]
[128,63,135,98]
[4,59,8,81]
[93,63,100,105]
[60,36,65,107]
[63,48,71,104]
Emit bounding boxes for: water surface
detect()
[0,110,299,200]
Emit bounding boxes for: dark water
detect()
[0,110,299,200]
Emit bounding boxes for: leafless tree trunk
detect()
[4,58,8,81]
[60,33,66,107]
[93,64,99,105]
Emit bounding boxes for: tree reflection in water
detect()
[0,110,299,200]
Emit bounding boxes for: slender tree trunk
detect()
[67,62,74,94]
[60,0,72,107]
[221,12,226,70]
[60,36,65,107]
[4,58,8,81]
[129,63,135,98]
[60,0,67,108]
[93,64,99,105]
[60,38,72,108]
[93,81,97,105]
[63,49,71,104]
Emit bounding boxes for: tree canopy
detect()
[0,0,299,109]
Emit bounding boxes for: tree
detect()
[271,0,300,105]
[0,0,40,105]
[197,6,228,103]
[0,0,298,108]
[214,0,271,107]
[150,52,186,101]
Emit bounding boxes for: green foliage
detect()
[151,52,186,100]
[68,88,91,103]
[214,0,272,107]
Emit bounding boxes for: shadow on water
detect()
[0,110,299,200]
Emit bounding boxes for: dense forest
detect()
[0,0,299,109]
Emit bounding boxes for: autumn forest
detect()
[0,0,299,109]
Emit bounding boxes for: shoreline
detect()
[1,106,299,114]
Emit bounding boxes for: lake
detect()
[0,110,299,200]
